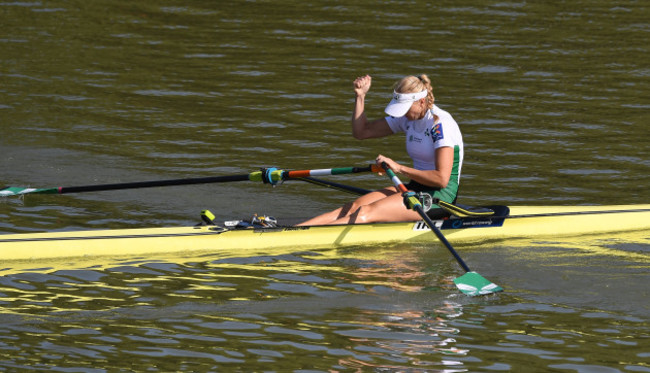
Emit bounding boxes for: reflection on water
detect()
[0,247,466,370]
[0,240,648,371]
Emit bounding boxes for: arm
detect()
[377,146,454,188]
[351,75,394,140]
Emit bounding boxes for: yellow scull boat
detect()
[1,204,649,262]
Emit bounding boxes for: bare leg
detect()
[327,192,422,225]
[297,187,398,226]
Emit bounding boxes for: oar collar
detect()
[261,167,283,185]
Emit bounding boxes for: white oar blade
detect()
[453,271,503,296]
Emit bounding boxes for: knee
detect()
[351,205,373,224]
[340,201,359,216]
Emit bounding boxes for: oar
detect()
[297,177,372,196]
[0,165,383,197]
[298,177,493,218]
[381,162,502,296]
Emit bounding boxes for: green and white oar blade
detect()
[0,187,56,197]
[453,271,503,296]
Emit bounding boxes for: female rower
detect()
[298,74,463,226]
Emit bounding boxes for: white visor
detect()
[384,89,427,117]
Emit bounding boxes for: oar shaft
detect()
[1,164,382,197]
[413,203,471,272]
[58,174,254,194]
[297,177,372,196]
[381,162,472,272]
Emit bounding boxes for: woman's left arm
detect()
[377,147,453,188]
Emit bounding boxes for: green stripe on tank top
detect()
[432,145,460,203]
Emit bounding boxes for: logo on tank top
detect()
[408,135,423,143]
[431,122,444,142]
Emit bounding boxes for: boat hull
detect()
[1,205,649,262]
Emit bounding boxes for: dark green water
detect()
[1,0,649,371]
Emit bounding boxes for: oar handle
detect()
[259,164,383,185]
[282,164,382,179]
